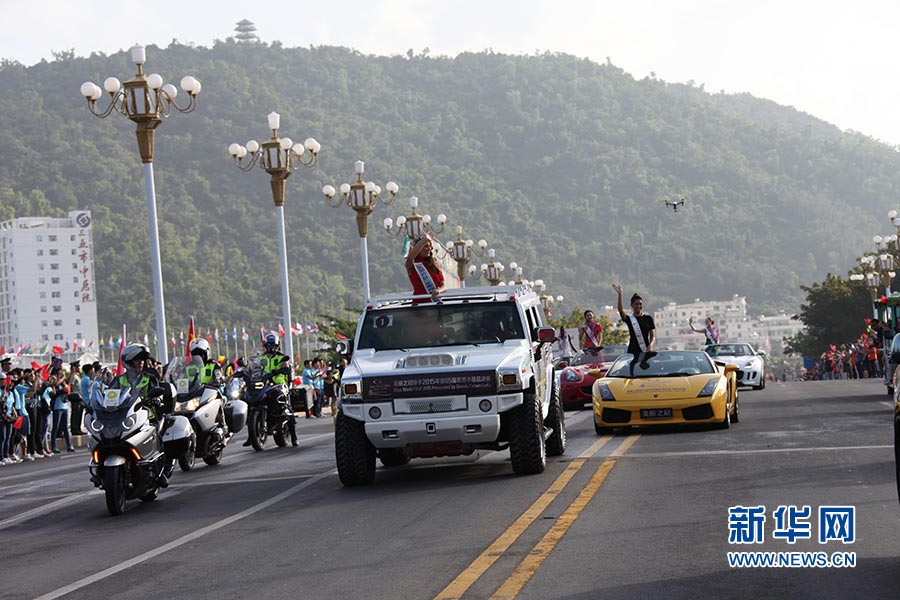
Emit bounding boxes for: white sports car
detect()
[702,343,767,390]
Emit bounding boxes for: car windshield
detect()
[704,344,753,357]
[357,301,525,351]
[571,345,628,366]
[605,351,716,378]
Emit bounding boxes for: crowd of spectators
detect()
[806,319,894,380]
[0,358,112,466]
[0,351,348,467]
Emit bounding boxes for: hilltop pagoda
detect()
[234,19,259,43]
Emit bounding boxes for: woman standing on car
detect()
[689,316,720,345]
[405,233,446,302]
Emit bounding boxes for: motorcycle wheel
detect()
[248,411,267,451]
[203,447,223,466]
[178,433,197,472]
[273,420,288,447]
[139,487,159,503]
[103,465,127,516]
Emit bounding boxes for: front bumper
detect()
[342,392,523,449]
[593,396,727,427]
[735,367,762,387]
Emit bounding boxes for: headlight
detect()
[697,377,719,398]
[564,369,582,382]
[90,419,103,433]
[341,381,362,403]
[122,415,137,432]
[596,383,615,401]
[229,389,240,399]
[498,370,521,390]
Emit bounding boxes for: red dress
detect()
[408,258,444,297]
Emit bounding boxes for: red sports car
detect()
[558,345,628,409]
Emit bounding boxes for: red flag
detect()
[186,316,196,359]
[115,323,126,376]
[278,323,286,337]
[0,345,5,354]
[206,331,213,343]
[335,332,348,340]
[39,363,50,381]
[30,361,41,370]
[73,341,78,352]
[52,345,63,355]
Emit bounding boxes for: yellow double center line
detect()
[435,434,639,600]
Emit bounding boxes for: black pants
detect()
[70,395,85,434]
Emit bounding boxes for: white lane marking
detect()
[0,491,96,531]
[0,461,86,484]
[33,469,337,600]
[177,474,311,487]
[620,444,892,459]
[880,401,893,408]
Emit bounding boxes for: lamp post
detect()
[227,111,320,360]
[470,249,505,286]
[80,44,201,363]
[444,226,487,288]
[322,161,398,302]
[534,279,564,318]
[383,196,447,240]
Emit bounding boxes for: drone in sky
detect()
[664,198,686,213]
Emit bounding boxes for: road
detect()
[1,380,898,600]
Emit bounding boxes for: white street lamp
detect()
[80,44,200,363]
[228,112,320,359]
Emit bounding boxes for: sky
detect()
[3,0,900,145]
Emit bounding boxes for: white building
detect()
[0,211,99,354]
[653,296,804,355]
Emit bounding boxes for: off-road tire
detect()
[379,448,411,467]
[335,412,376,486]
[545,383,566,457]
[508,391,547,475]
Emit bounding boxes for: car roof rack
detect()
[367,284,534,310]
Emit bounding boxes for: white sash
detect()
[414,262,436,295]
[629,315,647,352]
[582,324,600,347]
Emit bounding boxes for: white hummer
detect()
[334,284,567,485]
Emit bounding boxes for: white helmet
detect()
[189,338,211,362]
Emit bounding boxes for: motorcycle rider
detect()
[113,343,173,486]
[187,338,224,388]
[255,333,297,447]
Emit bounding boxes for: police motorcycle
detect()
[242,353,292,451]
[86,364,192,516]
[164,355,247,471]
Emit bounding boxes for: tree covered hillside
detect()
[0,41,897,337]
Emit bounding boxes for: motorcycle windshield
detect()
[89,382,139,439]
[164,356,206,398]
[246,354,266,383]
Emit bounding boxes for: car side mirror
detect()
[536,326,556,344]
[335,340,350,356]
[757,350,767,358]
[724,364,740,374]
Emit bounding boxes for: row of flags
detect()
[0,339,95,356]
[0,322,341,358]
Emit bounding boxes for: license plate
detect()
[640,408,672,419]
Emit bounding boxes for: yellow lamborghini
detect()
[591,351,740,434]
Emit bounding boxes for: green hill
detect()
[0,41,895,340]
